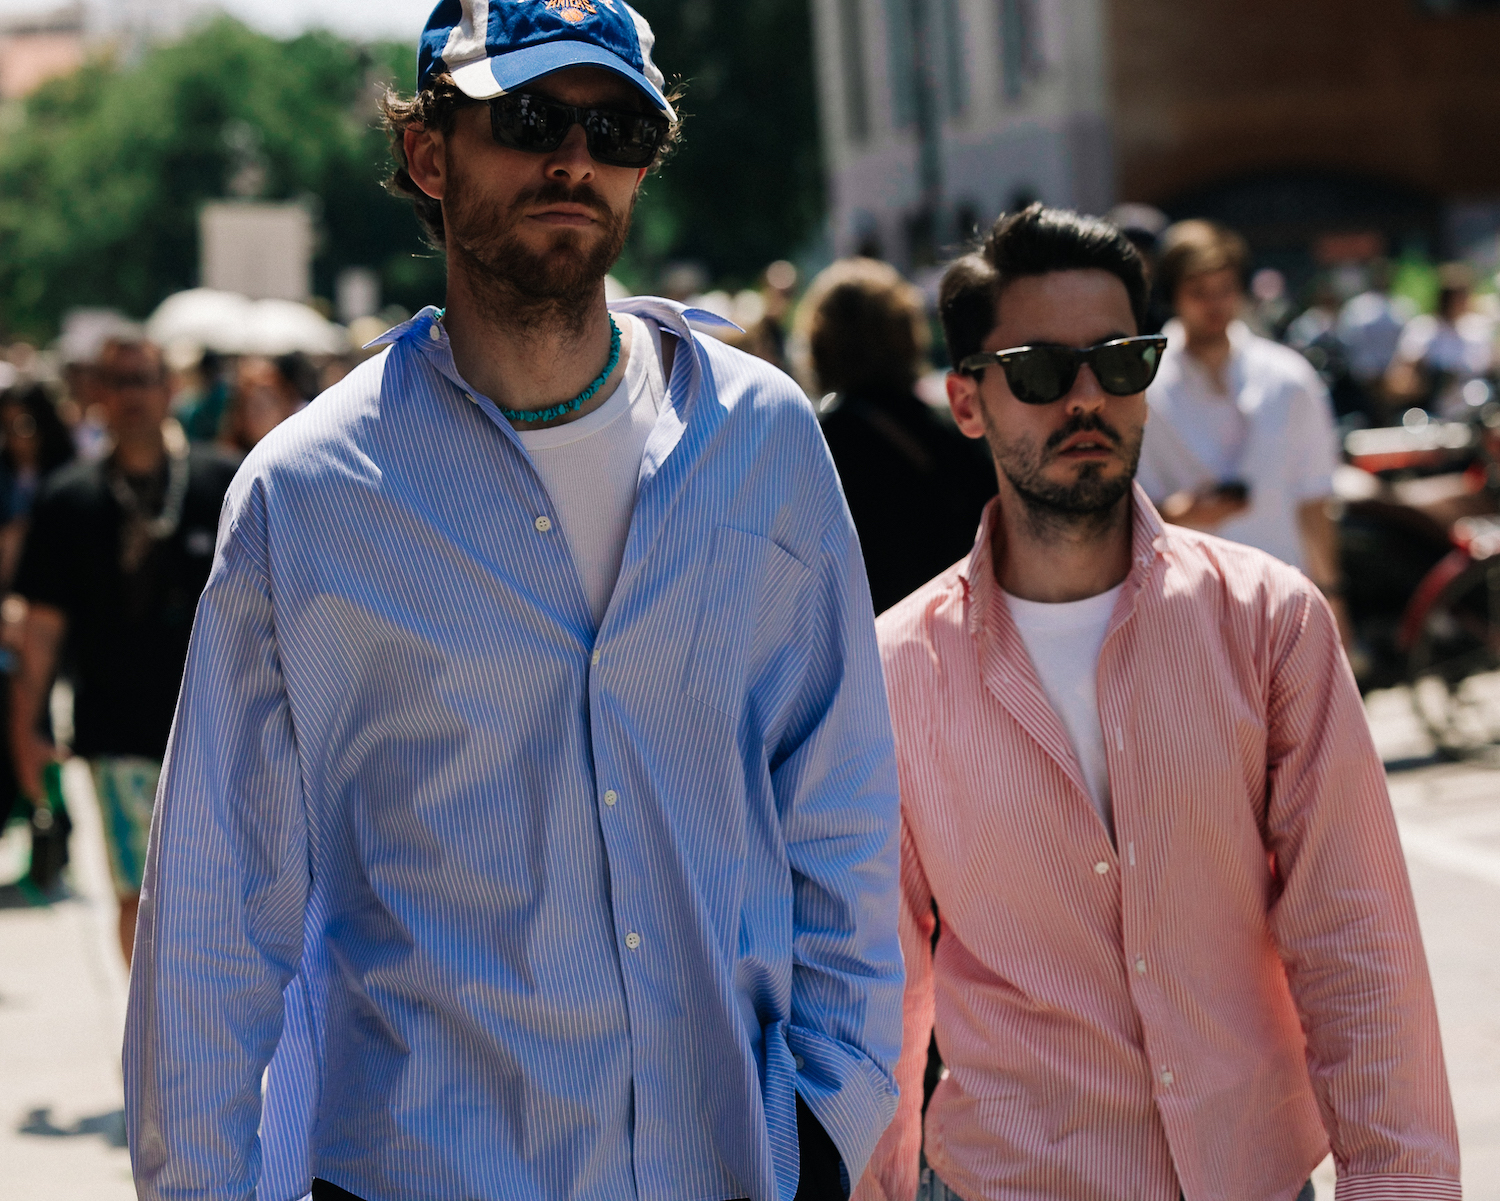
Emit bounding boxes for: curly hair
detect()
[379,74,685,250]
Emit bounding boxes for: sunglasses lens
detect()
[1091,340,1162,395]
[490,95,571,153]
[584,110,667,167]
[1003,347,1077,405]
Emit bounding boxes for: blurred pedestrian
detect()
[800,257,995,612]
[1135,221,1345,608]
[1106,203,1171,333]
[8,335,236,963]
[0,381,75,856]
[125,4,901,1201]
[0,382,76,586]
[1385,262,1494,417]
[859,203,1459,1201]
[1337,259,1414,415]
[220,353,308,454]
[1285,276,1364,421]
[172,348,232,443]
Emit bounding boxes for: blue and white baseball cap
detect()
[419,0,675,120]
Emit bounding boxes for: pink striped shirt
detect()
[857,488,1460,1201]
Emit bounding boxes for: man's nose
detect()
[543,124,596,181]
[1063,363,1109,413]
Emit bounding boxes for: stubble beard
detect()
[444,167,634,338]
[983,408,1143,542]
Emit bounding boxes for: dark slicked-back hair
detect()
[938,203,1149,369]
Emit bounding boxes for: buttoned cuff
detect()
[1335,1176,1463,1201]
[783,1023,899,1183]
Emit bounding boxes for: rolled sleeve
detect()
[125,479,311,1201]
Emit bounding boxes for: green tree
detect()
[0,17,441,341]
[0,5,827,339]
[622,0,824,288]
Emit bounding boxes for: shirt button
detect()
[428,325,442,341]
[466,393,478,404]
[624,932,641,950]
[1159,1068,1174,1087]
[1094,861,1110,874]
[534,515,552,533]
[604,789,618,807]
[591,648,601,666]
[1135,955,1148,975]
[793,1055,805,1070]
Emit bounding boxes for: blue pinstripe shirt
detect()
[124,299,903,1201]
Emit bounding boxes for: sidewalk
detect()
[1,694,1496,1200]
[1,759,134,1199]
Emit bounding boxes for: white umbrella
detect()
[146,289,348,356]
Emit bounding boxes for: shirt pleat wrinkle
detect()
[856,488,1460,1201]
[124,301,904,1201]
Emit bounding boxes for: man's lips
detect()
[1054,431,1117,457]
[527,204,600,226]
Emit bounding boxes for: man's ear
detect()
[404,125,447,201]
[946,371,988,441]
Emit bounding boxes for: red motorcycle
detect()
[1340,399,1500,756]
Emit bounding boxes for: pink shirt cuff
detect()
[1336,1176,1463,1201]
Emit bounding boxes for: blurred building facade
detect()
[813,0,1500,271]
[0,0,202,100]
[0,5,84,100]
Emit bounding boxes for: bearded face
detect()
[983,406,1144,525]
[443,158,635,329]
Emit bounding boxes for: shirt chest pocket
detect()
[683,525,814,717]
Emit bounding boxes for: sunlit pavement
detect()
[1,695,1496,1200]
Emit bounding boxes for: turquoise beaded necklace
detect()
[483,314,622,425]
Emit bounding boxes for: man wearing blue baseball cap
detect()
[123,3,903,1201]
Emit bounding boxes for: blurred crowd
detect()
[2,210,1499,932]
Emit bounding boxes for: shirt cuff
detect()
[1335,1176,1463,1201]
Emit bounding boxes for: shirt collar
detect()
[958,483,1168,640]
[362,297,741,354]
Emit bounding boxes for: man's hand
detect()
[1161,483,1250,531]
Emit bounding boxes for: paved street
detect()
[1,690,1496,1200]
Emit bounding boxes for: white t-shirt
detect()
[1004,583,1123,835]
[1136,319,1340,571]
[516,313,667,626]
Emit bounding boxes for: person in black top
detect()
[10,334,236,961]
[801,257,996,614]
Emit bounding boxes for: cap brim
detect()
[450,42,674,120]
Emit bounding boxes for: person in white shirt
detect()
[1337,259,1414,401]
[1385,262,1494,417]
[1135,220,1344,603]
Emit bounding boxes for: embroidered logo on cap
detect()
[545,0,597,23]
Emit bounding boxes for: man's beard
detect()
[983,408,1142,539]
[444,169,634,335]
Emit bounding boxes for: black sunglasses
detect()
[481,93,669,168]
[958,335,1168,405]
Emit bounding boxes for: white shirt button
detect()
[591,648,601,666]
[428,325,442,341]
[624,931,641,950]
[604,790,618,806]
[534,515,552,533]
[793,1055,805,1070]
[1094,861,1110,874]
[1135,955,1148,975]
[1159,1068,1174,1086]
